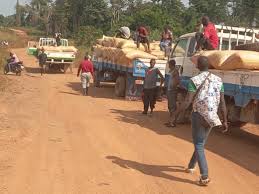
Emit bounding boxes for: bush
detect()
[74,26,103,47]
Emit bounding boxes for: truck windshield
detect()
[171,38,188,58]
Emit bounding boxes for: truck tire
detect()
[115,76,126,97]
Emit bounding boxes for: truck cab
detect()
[168,25,259,124]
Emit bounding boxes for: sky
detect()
[0,0,189,16]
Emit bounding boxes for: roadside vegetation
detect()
[1,0,258,50]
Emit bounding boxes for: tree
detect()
[0,15,5,25]
[229,0,259,27]
[189,0,228,24]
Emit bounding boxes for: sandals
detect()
[198,177,211,186]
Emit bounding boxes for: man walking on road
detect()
[179,56,228,186]
[77,55,94,96]
[38,48,48,76]
[142,59,164,115]
[164,59,180,128]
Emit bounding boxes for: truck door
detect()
[182,37,199,77]
[168,38,189,75]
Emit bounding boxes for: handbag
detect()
[192,73,211,128]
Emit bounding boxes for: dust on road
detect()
[0,48,258,194]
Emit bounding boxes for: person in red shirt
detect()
[77,55,94,96]
[136,25,151,52]
[195,16,219,51]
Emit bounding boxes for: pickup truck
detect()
[28,38,77,73]
[168,25,259,124]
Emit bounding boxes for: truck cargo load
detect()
[92,36,169,99]
[191,50,259,70]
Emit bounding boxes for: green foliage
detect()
[12,0,259,48]
[74,26,103,47]
[0,15,4,25]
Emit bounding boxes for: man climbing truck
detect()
[28,38,77,73]
[168,25,259,125]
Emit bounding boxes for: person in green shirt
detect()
[38,48,48,76]
[188,80,225,93]
[177,56,228,186]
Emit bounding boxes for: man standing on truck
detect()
[38,47,48,76]
[55,33,61,47]
[136,25,151,53]
[195,16,219,51]
[142,59,164,115]
[164,59,180,128]
[160,27,173,52]
[177,56,228,186]
[77,54,94,96]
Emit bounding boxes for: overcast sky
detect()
[0,0,189,16]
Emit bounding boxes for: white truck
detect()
[168,25,259,124]
[28,38,77,73]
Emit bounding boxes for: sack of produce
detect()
[126,50,158,60]
[191,50,259,70]
[220,51,259,70]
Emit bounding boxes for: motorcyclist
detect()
[7,52,20,72]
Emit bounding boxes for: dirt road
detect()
[0,48,258,194]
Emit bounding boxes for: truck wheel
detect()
[115,76,126,97]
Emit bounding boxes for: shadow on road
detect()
[66,82,124,100]
[25,67,41,74]
[25,66,68,75]
[59,91,81,96]
[110,109,259,176]
[106,156,197,185]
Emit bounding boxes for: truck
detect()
[27,38,77,73]
[168,25,259,124]
[92,56,167,100]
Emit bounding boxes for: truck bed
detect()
[93,58,167,77]
[180,69,259,108]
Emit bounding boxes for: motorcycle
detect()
[4,60,24,76]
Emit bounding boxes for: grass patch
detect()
[0,27,28,72]
[16,27,46,40]
[0,27,28,48]
[0,48,8,72]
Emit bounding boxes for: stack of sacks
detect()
[94,36,171,65]
[191,50,259,70]
[93,45,157,66]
